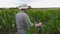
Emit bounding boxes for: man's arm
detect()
[24,15,34,27]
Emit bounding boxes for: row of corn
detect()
[0,8,60,34]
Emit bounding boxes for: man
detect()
[16,4,42,34]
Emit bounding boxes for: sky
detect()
[0,0,60,8]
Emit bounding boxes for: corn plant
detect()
[0,8,60,34]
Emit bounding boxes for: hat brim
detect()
[19,7,29,9]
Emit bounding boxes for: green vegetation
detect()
[0,8,60,34]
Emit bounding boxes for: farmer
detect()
[16,4,42,34]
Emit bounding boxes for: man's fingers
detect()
[35,23,42,27]
[38,23,42,26]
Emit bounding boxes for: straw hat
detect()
[18,4,29,9]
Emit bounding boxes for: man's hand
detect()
[35,22,42,27]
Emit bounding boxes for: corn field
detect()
[0,8,60,34]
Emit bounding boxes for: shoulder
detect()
[23,13,29,18]
[16,12,29,18]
